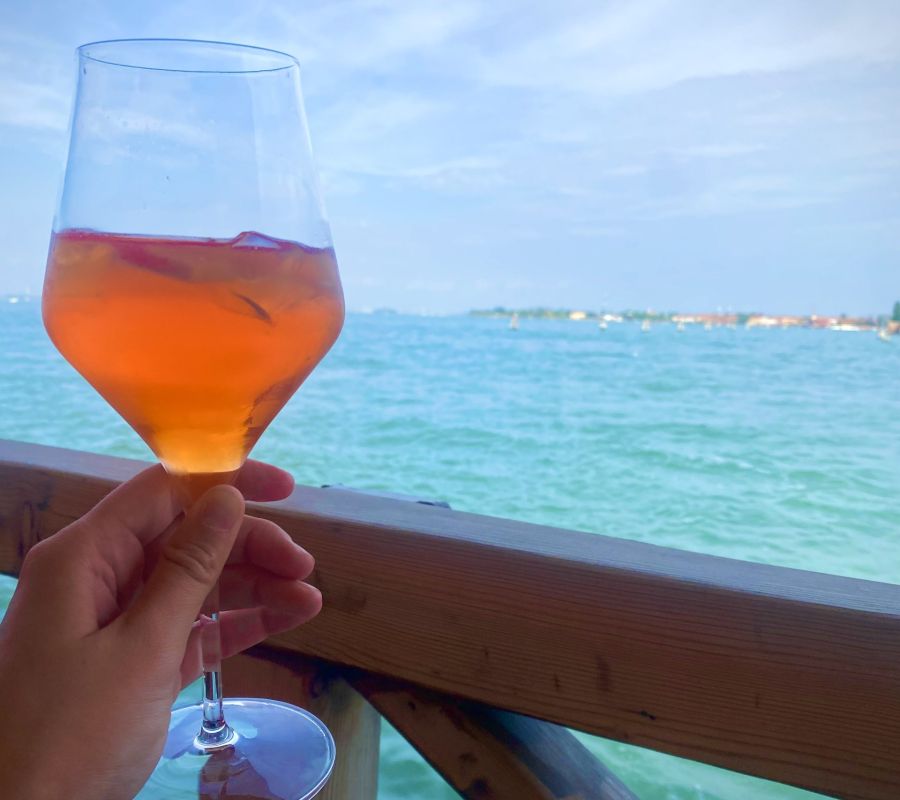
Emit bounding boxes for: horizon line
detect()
[1,293,895,320]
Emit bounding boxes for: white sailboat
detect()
[509,312,519,331]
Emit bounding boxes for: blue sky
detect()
[1,0,898,315]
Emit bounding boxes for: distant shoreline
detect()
[470,307,900,334]
[4,294,898,334]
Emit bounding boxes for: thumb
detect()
[125,485,244,646]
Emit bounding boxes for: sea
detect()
[1,299,899,799]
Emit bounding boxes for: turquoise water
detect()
[1,300,899,798]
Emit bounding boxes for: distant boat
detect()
[641,319,651,332]
[878,328,892,342]
[830,323,862,332]
[704,322,712,331]
[598,320,607,331]
[509,313,519,331]
[676,322,685,332]
[8,297,19,304]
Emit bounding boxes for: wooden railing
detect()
[1,439,899,800]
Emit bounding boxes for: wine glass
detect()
[42,39,343,798]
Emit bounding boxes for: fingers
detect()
[143,515,313,580]
[234,460,295,502]
[220,600,321,658]
[85,464,183,545]
[124,486,244,648]
[226,516,313,576]
[179,600,321,687]
[218,566,319,612]
[81,460,294,548]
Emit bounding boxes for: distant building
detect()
[746,314,876,331]
[673,313,737,326]
[746,315,781,328]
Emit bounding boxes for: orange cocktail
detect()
[44,229,344,486]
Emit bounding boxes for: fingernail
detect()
[199,486,243,531]
[306,584,323,604]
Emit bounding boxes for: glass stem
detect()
[174,469,242,752]
[195,580,235,750]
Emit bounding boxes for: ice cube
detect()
[231,231,284,250]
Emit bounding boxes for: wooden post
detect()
[223,648,380,800]
[347,669,637,800]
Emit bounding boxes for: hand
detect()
[0,461,322,800]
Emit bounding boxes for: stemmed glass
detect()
[42,39,343,798]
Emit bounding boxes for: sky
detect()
[1,0,898,315]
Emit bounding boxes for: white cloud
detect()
[334,155,503,183]
[0,77,69,130]
[0,34,70,131]
[634,172,843,219]
[269,1,484,71]
[569,224,623,238]
[474,0,900,97]
[319,91,443,149]
[606,164,651,177]
[673,144,766,159]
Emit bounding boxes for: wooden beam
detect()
[2,441,900,799]
[233,646,635,800]
[223,651,380,800]
[345,665,636,800]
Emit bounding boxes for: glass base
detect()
[138,699,336,800]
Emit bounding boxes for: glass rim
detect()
[77,38,299,75]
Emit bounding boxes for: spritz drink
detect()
[44,229,344,492]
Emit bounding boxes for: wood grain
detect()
[2,440,900,799]
[346,666,636,799]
